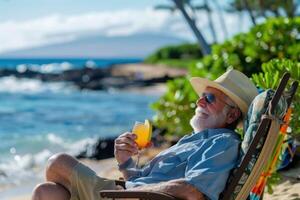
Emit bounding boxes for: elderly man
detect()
[32,69,258,200]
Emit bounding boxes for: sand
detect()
[110,63,188,80]
[110,63,188,95]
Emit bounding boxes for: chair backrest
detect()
[241,89,287,158]
[220,73,298,200]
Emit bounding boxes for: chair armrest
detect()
[100,190,180,200]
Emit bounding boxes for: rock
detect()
[75,126,178,160]
[0,65,185,91]
[76,137,116,160]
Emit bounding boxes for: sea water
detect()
[0,58,157,196]
[0,58,142,71]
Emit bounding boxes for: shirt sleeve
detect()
[184,134,240,200]
[119,158,143,180]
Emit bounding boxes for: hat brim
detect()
[190,77,248,127]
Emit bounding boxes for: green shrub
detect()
[145,43,203,63]
[252,59,300,138]
[152,17,300,136]
[148,59,199,69]
[190,17,300,77]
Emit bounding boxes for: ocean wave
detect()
[46,133,96,155]
[0,76,75,93]
[67,137,96,156]
[0,134,98,188]
[17,62,73,74]
[0,151,48,186]
[47,133,65,145]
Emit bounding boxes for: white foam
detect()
[45,132,98,156]
[0,133,98,189]
[0,76,75,93]
[34,149,52,165]
[45,133,96,155]
[67,137,96,156]
[16,62,73,74]
[85,60,97,68]
[47,133,64,145]
[0,148,55,188]
[0,153,43,186]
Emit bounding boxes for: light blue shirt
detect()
[124,128,241,200]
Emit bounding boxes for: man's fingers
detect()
[115,138,138,149]
[119,132,137,140]
[115,133,138,148]
[115,148,138,156]
[115,144,138,154]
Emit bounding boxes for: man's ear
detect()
[226,108,241,124]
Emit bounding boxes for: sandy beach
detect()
[110,63,187,95]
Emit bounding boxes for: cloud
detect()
[0,7,251,53]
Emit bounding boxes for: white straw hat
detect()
[190,69,258,118]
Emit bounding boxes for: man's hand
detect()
[114,132,139,165]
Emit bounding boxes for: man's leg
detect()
[32,153,78,200]
[32,153,116,200]
[46,153,78,190]
[32,182,70,200]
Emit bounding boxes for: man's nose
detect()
[196,97,206,107]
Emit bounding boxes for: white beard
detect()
[190,107,229,133]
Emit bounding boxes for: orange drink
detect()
[132,119,152,149]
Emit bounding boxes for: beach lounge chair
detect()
[100,72,298,200]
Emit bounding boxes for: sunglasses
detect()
[201,92,236,109]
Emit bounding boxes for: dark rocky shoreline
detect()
[0,65,180,91]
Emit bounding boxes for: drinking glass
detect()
[132,120,152,167]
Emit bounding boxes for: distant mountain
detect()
[0,33,186,58]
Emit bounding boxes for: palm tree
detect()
[211,0,228,40]
[192,0,218,44]
[229,0,299,25]
[156,0,211,55]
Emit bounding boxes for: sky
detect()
[0,0,252,54]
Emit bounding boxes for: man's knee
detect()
[46,153,78,184]
[32,182,70,200]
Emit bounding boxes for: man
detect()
[32,69,258,200]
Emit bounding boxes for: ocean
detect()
[0,58,142,71]
[0,58,157,197]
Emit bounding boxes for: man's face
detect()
[190,87,232,133]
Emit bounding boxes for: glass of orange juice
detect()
[132,119,152,168]
[132,119,152,149]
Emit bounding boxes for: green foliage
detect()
[252,59,300,137]
[151,77,198,136]
[145,43,203,65]
[230,0,298,18]
[265,172,282,194]
[191,17,300,77]
[151,17,300,136]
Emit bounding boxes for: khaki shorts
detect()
[70,162,117,200]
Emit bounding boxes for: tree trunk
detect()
[204,0,217,44]
[212,0,228,40]
[284,0,296,18]
[172,0,211,55]
[242,0,257,25]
